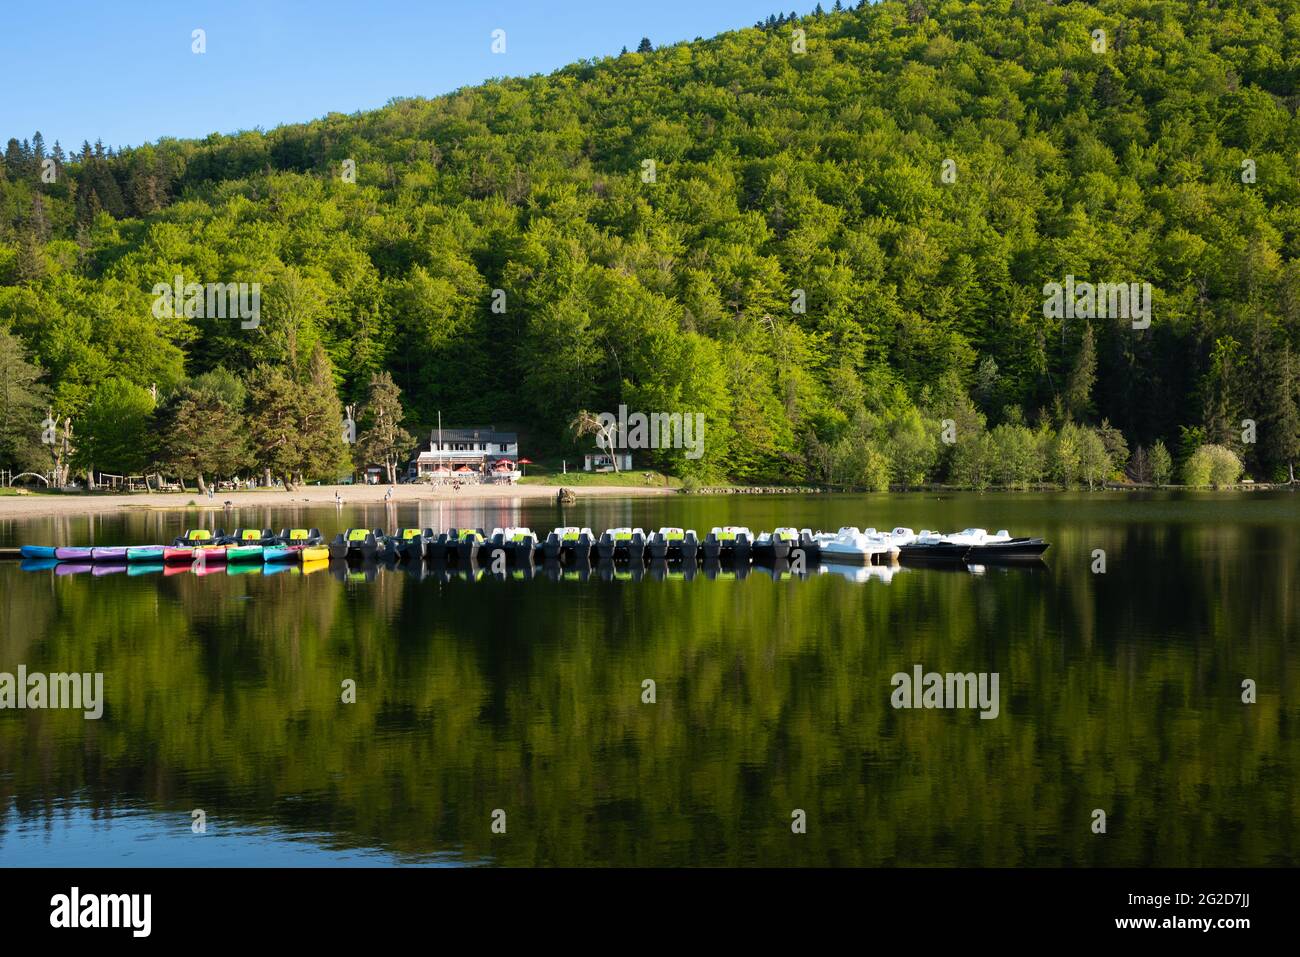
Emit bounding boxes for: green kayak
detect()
[226,545,265,563]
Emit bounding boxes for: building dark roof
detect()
[428,427,517,444]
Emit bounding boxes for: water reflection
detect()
[15,555,1040,586]
[0,492,1296,867]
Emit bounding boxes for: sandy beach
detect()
[0,482,675,519]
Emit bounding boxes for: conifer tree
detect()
[0,327,49,471]
[1065,324,1096,422]
[246,365,303,489]
[355,371,414,484]
[1260,341,1300,482]
[297,343,349,482]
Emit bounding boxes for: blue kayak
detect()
[20,558,60,571]
[20,545,57,560]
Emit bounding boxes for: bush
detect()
[1182,444,1243,487]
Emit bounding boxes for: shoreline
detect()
[0,480,1291,519]
[0,483,675,519]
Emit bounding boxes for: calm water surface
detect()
[0,491,1295,866]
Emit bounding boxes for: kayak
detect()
[225,545,264,563]
[162,544,227,563]
[263,545,302,563]
[127,546,166,562]
[265,544,327,563]
[90,546,129,562]
[20,545,57,560]
[54,546,93,562]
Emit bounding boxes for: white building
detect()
[411,428,521,482]
[583,451,633,472]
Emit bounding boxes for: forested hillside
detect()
[2,0,1299,487]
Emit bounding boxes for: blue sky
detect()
[1,0,811,151]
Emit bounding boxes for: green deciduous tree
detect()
[72,377,154,478]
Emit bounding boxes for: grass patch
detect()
[519,468,680,488]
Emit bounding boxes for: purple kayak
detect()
[54,546,93,562]
[90,546,129,562]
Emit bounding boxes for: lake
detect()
[0,491,1295,866]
